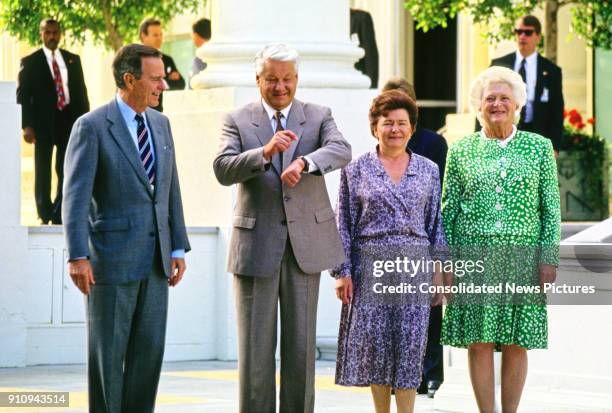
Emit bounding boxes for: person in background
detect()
[139,17,186,111]
[382,77,448,398]
[488,15,564,154]
[350,8,379,88]
[16,18,89,225]
[189,18,211,87]
[441,66,560,413]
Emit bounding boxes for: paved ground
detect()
[0,360,436,412]
[1,360,611,412]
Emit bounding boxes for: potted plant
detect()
[557,109,608,221]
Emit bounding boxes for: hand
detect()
[169,257,186,287]
[335,277,353,305]
[554,150,559,159]
[539,264,556,288]
[262,130,298,160]
[23,127,36,144]
[431,271,443,307]
[68,259,95,295]
[281,158,306,188]
[168,71,180,81]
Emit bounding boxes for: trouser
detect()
[86,258,168,413]
[234,241,320,413]
[421,304,444,384]
[34,108,72,224]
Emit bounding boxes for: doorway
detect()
[413,18,457,131]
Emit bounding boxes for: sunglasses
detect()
[514,29,536,36]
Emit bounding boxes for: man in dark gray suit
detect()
[63,44,190,413]
[214,43,351,413]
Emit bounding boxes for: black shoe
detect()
[417,381,428,395]
[427,380,442,398]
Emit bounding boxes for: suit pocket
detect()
[233,215,256,229]
[91,218,130,232]
[314,208,335,223]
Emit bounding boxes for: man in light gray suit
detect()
[214,43,351,413]
[63,44,190,413]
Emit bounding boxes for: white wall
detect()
[23,227,224,365]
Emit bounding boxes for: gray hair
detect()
[470,66,527,126]
[113,43,162,89]
[254,43,299,75]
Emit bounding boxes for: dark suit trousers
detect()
[86,257,168,413]
[421,305,444,383]
[234,240,320,413]
[34,107,72,223]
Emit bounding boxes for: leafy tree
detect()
[0,0,200,51]
[404,0,612,64]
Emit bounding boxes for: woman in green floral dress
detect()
[440,66,561,413]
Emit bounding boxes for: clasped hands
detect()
[68,257,187,295]
[263,130,306,188]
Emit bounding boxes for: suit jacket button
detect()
[149,231,155,237]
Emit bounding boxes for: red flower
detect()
[587,117,595,125]
[577,122,586,130]
[563,109,568,118]
[569,110,583,126]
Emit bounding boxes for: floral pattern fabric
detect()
[332,149,447,389]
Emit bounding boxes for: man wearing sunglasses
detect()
[490,15,564,154]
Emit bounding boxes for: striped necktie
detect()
[135,114,156,185]
[274,111,284,167]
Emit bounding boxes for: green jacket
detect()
[442,130,561,264]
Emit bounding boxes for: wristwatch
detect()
[298,156,310,173]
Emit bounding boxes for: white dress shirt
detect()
[42,45,70,105]
[261,99,318,172]
[514,50,537,123]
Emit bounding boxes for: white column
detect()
[0,81,28,367]
[191,0,370,89]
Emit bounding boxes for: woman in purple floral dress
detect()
[332,90,447,413]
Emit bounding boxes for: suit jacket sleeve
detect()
[165,118,191,252]
[441,145,462,246]
[331,167,355,278]
[358,11,379,88]
[213,112,270,186]
[549,66,564,151]
[538,140,561,265]
[62,116,99,259]
[16,56,34,129]
[304,107,352,175]
[164,55,186,90]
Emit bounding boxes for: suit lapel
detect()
[535,54,545,104]
[283,100,306,171]
[252,103,282,175]
[146,110,167,200]
[106,100,153,195]
[59,49,75,92]
[36,49,54,85]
